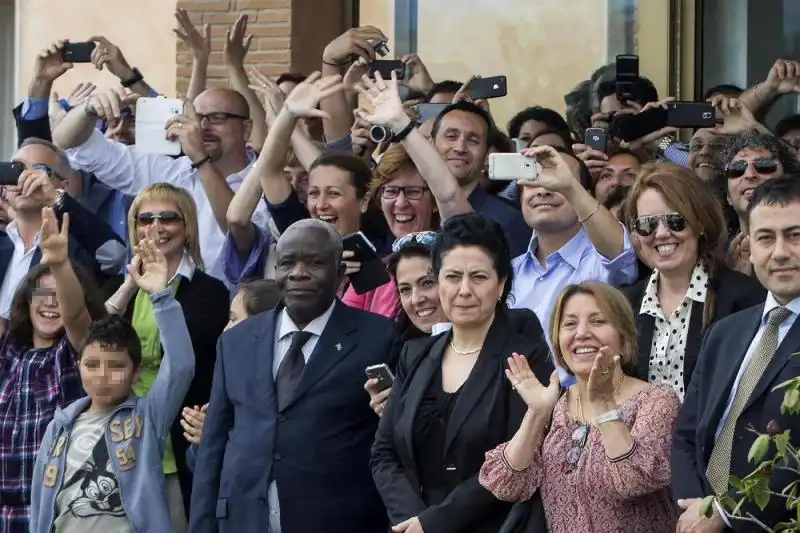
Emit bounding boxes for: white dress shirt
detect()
[65,129,270,283]
[0,221,41,318]
[268,301,336,533]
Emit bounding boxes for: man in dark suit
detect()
[672,176,800,532]
[189,218,397,533]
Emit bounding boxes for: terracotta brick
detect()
[245,64,287,77]
[235,0,289,9]
[178,0,231,12]
[247,24,290,37]
[207,78,231,88]
[244,50,289,64]
[257,9,290,23]
[256,37,290,50]
[202,12,242,25]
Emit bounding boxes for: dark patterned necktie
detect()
[276,331,312,411]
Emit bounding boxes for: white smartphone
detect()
[488,153,537,181]
[511,138,528,152]
[135,97,183,155]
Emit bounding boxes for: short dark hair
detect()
[746,174,800,227]
[427,80,462,101]
[488,128,514,153]
[602,185,631,211]
[703,84,744,101]
[234,279,282,316]
[309,151,373,199]
[402,89,428,103]
[431,100,493,143]
[507,106,570,139]
[431,213,513,307]
[79,314,142,368]
[276,72,307,86]
[775,114,800,138]
[596,77,659,108]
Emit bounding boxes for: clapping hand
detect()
[586,346,624,408]
[224,14,253,67]
[355,71,408,131]
[174,8,211,63]
[281,72,344,120]
[129,237,169,294]
[520,145,580,194]
[39,208,69,266]
[505,353,560,414]
[181,404,208,444]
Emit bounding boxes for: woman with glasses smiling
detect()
[621,164,764,400]
[479,281,679,533]
[102,183,229,529]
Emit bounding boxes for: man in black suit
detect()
[672,176,800,532]
[189,218,397,533]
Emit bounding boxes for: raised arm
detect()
[40,208,92,349]
[225,15,268,151]
[739,59,800,118]
[132,238,196,437]
[89,36,155,98]
[357,72,472,221]
[174,8,210,102]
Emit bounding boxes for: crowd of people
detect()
[1,8,800,533]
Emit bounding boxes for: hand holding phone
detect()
[488,153,536,181]
[135,98,184,155]
[584,128,608,153]
[62,42,96,63]
[467,75,508,100]
[342,232,390,294]
[0,162,24,187]
[369,60,406,80]
[365,364,395,393]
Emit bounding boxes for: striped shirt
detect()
[0,333,84,530]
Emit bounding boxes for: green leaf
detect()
[728,475,744,490]
[752,483,771,511]
[773,377,798,392]
[782,388,800,415]
[748,434,772,464]
[719,494,738,511]
[699,495,715,518]
[775,431,790,458]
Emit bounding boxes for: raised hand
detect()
[66,82,97,108]
[343,57,370,91]
[34,40,72,82]
[282,71,343,119]
[621,97,677,149]
[586,346,624,408]
[164,101,207,162]
[505,353,560,414]
[224,14,253,67]
[520,145,580,194]
[355,71,407,131]
[181,404,208,444]
[39,208,69,266]
[350,108,377,157]
[174,8,211,63]
[85,88,140,120]
[708,95,760,136]
[129,237,169,294]
[401,53,434,93]
[323,26,388,66]
[88,36,135,81]
[19,168,59,205]
[249,69,285,124]
[764,59,800,95]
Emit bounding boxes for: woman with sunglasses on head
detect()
[479,281,680,533]
[621,163,764,400]
[103,183,229,531]
[371,213,552,533]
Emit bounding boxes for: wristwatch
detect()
[593,409,621,426]
[120,68,144,88]
[656,135,677,155]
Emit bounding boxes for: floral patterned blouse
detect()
[479,384,680,533]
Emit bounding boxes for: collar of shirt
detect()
[276,300,336,342]
[523,227,587,272]
[761,292,800,324]
[169,251,196,285]
[5,219,40,250]
[640,262,709,318]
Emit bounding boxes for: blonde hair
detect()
[549,282,638,376]
[367,143,418,201]
[127,183,203,269]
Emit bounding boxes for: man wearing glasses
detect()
[51,86,270,284]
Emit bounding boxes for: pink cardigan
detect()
[341,277,398,318]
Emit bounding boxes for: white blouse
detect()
[639,262,709,401]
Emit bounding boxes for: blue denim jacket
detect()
[29,289,195,533]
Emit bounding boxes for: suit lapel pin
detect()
[336,342,342,351]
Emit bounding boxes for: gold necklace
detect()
[448,340,481,355]
[576,377,624,423]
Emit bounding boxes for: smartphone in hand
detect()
[62,42,96,63]
[584,128,609,153]
[488,153,536,181]
[365,364,395,393]
[135,98,184,155]
[468,76,508,100]
[0,162,24,186]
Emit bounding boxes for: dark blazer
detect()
[106,269,230,514]
[672,302,800,531]
[189,300,399,533]
[371,308,553,533]
[13,102,52,145]
[467,187,531,258]
[624,265,765,389]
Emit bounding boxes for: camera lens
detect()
[369,125,390,143]
[374,41,390,57]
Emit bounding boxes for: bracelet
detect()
[120,67,144,88]
[283,103,299,119]
[593,408,621,425]
[391,119,416,143]
[578,202,600,224]
[106,301,121,314]
[83,102,99,119]
[191,155,212,170]
[323,59,348,67]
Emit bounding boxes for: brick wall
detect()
[175,0,292,97]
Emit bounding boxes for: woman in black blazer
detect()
[371,214,553,533]
[103,184,230,527]
[621,164,765,400]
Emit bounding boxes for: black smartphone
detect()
[584,128,609,153]
[342,231,379,263]
[62,42,96,63]
[615,54,640,103]
[0,162,24,186]
[468,75,508,100]
[370,60,405,79]
[365,363,395,393]
[666,102,716,128]
[412,103,449,123]
[611,107,667,142]
[342,232,390,294]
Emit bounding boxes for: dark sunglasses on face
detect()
[136,211,183,226]
[391,231,438,253]
[197,112,249,125]
[379,185,429,200]
[632,212,687,237]
[725,157,779,179]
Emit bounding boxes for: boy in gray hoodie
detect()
[29,238,195,533]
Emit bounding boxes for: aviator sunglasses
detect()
[632,212,686,237]
[725,157,779,179]
[136,211,183,226]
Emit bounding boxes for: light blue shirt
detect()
[20,87,160,121]
[508,225,638,385]
[715,293,800,438]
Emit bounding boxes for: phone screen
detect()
[0,162,24,186]
[62,42,96,63]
